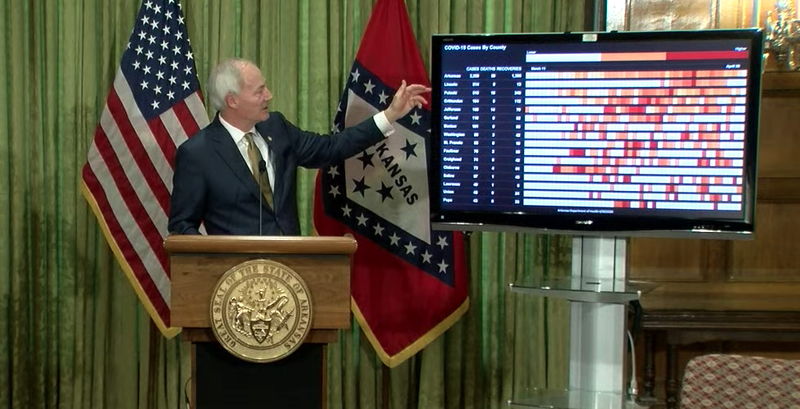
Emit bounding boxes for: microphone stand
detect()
[258,155,285,236]
[258,159,267,236]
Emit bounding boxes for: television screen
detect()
[429,29,763,239]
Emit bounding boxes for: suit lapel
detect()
[208,118,263,203]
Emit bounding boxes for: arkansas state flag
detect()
[313,0,468,367]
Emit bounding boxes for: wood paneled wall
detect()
[628,71,800,405]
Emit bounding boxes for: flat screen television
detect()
[429,29,763,239]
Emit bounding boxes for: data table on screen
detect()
[437,39,753,220]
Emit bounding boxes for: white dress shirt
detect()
[220,115,276,189]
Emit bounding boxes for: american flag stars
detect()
[122,0,199,120]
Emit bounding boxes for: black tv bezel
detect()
[429,29,763,239]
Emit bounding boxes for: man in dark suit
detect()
[168,58,430,236]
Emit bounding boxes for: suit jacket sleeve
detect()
[269,112,384,168]
[168,140,206,235]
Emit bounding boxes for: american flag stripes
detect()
[80,0,207,336]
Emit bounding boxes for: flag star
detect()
[350,68,360,83]
[143,65,151,75]
[422,251,433,264]
[177,16,184,24]
[341,204,352,217]
[328,185,340,198]
[154,85,162,94]
[167,91,175,100]
[186,51,193,60]
[171,60,179,70]
[135,45,144,55]
[377,182,394,202]
[148,35,157,44]
[138,31,147,40]
[331,122,340,133]
[436,236,449,249]
[357,151,374,169]
[409,110,422,125]
[372,223,384,236]
[168,0,173,3]
[175,30,183,40]
[168,76,177,84]
[145,50,154,60]
[352,176,370,197]
[364,79,375,94]
[156,71,164,80]
[356,214,368,226]
[404,241,417,255]
[389,233,400,246]
[144,0,153,9]
[161,41,169,50]
[140,80,149,89]
[401,139,418,159]
[162,25,171,35]
[437,260,449,274]
[183,65,192,75]
[378,91,389,105]
[337,102,342,112]
[181,81,190,90]
[150,21,158,31]
[158,55,167,65]
[327,166,340,177]
[132,61,141,70]
[126,41,130,49]
[151,100,160,110]
[153,4,161,13]
[172,45,181,55]
[141,15,150,25]
[165,11,173,19]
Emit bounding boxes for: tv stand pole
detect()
[508,235,648,407]
[569,236,628,398]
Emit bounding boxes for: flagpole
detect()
[148,318,160,408]
[382,364,390,409]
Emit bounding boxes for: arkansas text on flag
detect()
[314,0,468,367]
[80,0,208,336]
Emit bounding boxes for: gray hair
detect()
[207,58,251,111]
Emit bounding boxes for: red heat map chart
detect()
[438,45,752,216]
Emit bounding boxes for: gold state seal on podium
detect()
[210,259,313,363]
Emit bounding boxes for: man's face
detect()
[228,63,272,126]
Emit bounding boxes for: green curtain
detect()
[0,0,585,408]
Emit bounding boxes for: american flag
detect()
[80,0,208,336]
[314,0,468,367]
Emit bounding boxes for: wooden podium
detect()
[164,235,355,409]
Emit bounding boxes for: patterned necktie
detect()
[243,132,274,210]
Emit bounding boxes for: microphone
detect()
[258,159,267,236]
